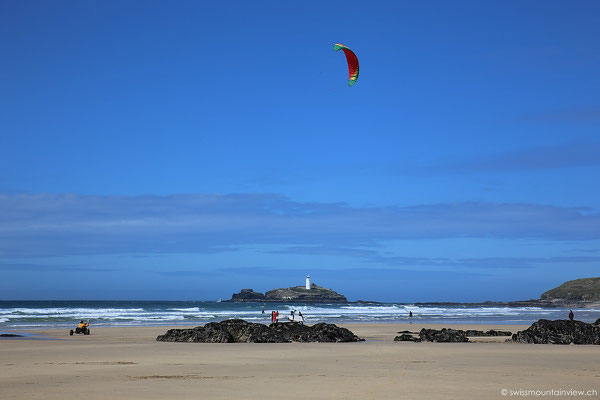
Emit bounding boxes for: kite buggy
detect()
[70,321,90,335]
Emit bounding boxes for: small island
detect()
[228,275,347,303]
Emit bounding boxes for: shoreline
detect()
[1,323,599,400]
[2,316,599,331]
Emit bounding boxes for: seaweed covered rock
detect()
[156,319,364,343]
[156,319,283,343]
[394,334,420,342]
[464,329,512,337]
[419,328,469,343]
[270,322,363,342]
[512,319,600,345]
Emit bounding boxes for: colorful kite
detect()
[333,43,359,86]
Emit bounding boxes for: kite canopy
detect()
[333,43,359,86]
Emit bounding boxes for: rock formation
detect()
[464,329,512,337]
[156,319,364,343]
[511,319,600,345]
[230,289,266,301]
[418,328,469,343]
[394,328,512,343]
[394,334,420,342]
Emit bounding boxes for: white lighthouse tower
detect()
[305,274,311,290]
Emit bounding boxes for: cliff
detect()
[229,283,347,303]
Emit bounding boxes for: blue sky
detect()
[1,1,599,301]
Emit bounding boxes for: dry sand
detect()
[1,323,599,399]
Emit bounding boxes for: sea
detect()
[1,301,599,329]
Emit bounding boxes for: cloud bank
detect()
[0,193,599,257]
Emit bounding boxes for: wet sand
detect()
[1,323,598,399]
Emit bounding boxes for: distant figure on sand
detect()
[298,311,304,324]
[271,311,276,323]
[409,311,413,318]
[569,310,574,321]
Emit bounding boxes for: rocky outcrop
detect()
[270,322,364,342]
[595,318,600,325]
[394,328,512,343]
[230,289,266,302]
[394,334,420,342]
[395,328,511,343]
[512,319,600,345]
[156,319,364,343]
[419,328,469,343]
[229,284,347,303]
[464,329,512,337]
[0,334,23,337]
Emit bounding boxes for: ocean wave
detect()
[1,301,597,328]
[170,307,201,312]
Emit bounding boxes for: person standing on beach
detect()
[298,311,304,324]
[569,310,574,321]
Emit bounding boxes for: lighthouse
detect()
[306,275,311,290]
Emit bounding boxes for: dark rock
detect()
[156,319,284,343]
[419,328,469,343]
[230,289,267,302]
[594,318,600,325]
[394,334,420,342]
[156,319,364,343]
[270,322,364,343]
[464,329,512,337]
[487,329,513,336]
[512,319,600,345]
[397,330,416,334]
[0,333,23,337]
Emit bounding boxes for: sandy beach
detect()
[1,323,598,400]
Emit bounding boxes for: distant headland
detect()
[227,275,347,303]
[416,277,600,308]
[227,276,600,307]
